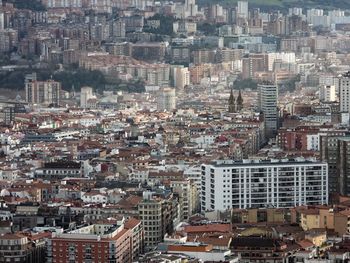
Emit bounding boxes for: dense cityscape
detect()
[1,0,350,262]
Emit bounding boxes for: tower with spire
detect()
[236,89,243,111]
[228,88,236,113]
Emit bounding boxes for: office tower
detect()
[339,72,350,112]
[80,86,94,108]
[237,1,248,19]
[258,83,278,139]
[158,88,176,111]
[201,159,328,211]
[25,75,62,106]
[319,85,336,102]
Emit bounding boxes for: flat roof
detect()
[206,159,326,168]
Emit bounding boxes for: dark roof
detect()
[43,161,81,169]
[231,237,282,249]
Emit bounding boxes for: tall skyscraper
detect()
[258,83,278,140]
[339,72,350,113]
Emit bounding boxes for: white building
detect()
[237,1,248,19]
[306,134,320,151]
[184,0,198,17]
[80,86,94,108]
[339,72,350,113]
[174,67,190,90]
[267,52,296,71]
[81,192,108,204]
[201,159,328,211]
[157,88,176,111]
[319,85,336,102]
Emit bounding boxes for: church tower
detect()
[236,89,243,111]
[228,88,236,113]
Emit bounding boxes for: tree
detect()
[6,0,46,11]
[144,14,175,36]
[233,78,258,90]
[197,23,218,36]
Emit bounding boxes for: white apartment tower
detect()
[258,83,278,139]
[174,67,190,90]
[319,85,336,102]
[80,86,94,108]
[158,88,176,112]
[201,159,328,211]
[184,0,198,17]
[237,1,249,19]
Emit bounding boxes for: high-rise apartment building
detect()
[321,135,350,195]
[339,72,350,113]
[80,86,94,108]
[184,0,198,17]
[170,179,199,221]
[138,193,178,249]
[157,88,176,111]
[25,75,62,106]
[241,53,268,79]
[201,159,328,211]
[319,85,336,102]
[258,83,278,140]
[174,67,190,89]
[338,138,350,196]
[237,1,249,19]
[3,106,15,125]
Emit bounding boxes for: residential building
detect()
[47,222,132,263]
[319,85,336,102]
[25,77,62,106]
[0,233,46,263]
[339,72,350,114]
[320,135,350,194]
[80,86,94,108]
[174,67,190,90]
[3,106,15,125]
[138,192,177,249]
[201,159,328,211]
[258,83,278,140]
[157,88,176,112]
[35,161,83,180]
